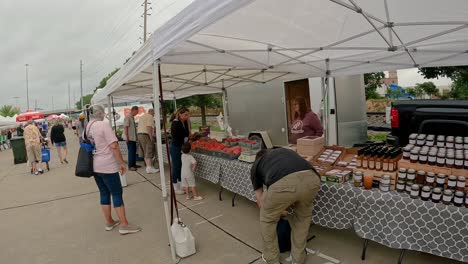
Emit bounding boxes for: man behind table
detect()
[124,106,140,171]
[251,148,321,264]
[137,109,159,174]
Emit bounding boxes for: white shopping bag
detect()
[171,219,196,258]
[119,172,128,187]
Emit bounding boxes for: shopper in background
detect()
[181,143,203,201]
[170,107,191,195]
[50,120,68,164]
[75,114,85,142]
[289,97,323,144]
[85,104,141,235]
[124,106,140,171]
[23,120,44,175]
[137,109,159,174]
[6,129,12,148]
[251,148,321,264]
[16,124,24,137]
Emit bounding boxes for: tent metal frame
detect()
[95,2,468,263]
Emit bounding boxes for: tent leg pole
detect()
[152,62,178,263]
[222,87,229,130]
[111,96,117,134]
[323,59,330,145]
[107,96,112,127]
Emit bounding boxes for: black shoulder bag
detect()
[75,121,96,177]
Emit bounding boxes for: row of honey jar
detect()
[408,134,468,149]
[397,168,466,191]
[402,184,467,207]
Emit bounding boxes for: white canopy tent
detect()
[91,0,468,262]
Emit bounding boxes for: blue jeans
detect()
[94,172,124,208]
[169,144,182,183]
[127,141,137,168]
[55,141,67,147]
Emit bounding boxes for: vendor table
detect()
[354,189,468,263]
[161,147,468,263]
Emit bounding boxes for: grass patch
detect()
[368,132,388,142]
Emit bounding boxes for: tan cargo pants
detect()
[260,170,321,264]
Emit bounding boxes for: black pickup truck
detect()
[387,100,468,146]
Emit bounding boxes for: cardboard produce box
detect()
[312,145,346,166]
[297,136,324,157]
[321,167,353,183]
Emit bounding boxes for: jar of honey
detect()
[456,176,466,192]
[421,186,431,201]
[454,191,464,207]
[442,189,453,205]
[432,187,442,203]
[447,175,458,190]
[436,174,446,188]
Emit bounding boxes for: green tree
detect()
[166,94,222,126]
[364,72,385,99]
[94,68,120,93]
[0,105,20,117]
[405,87,416,97]
[191,94,222,126]
[419,66,468,99]
[386,86,404,99]
[415,82,438,98]
[75,94,93,110]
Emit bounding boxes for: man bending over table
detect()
[251,148,321,264]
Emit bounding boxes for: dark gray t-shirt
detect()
[250,148,316,190]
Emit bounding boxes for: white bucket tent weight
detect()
[92,0,468,262]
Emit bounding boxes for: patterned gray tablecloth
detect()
[354,189,468,263]
[312,183,357,230]
[192,153,222,184]
[161,146,221,184]
[161,146,468,262]
[219,159,256,202]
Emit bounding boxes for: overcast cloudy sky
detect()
[0,0,452,112]
[0,0,193,112]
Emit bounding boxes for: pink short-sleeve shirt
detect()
[86,120,119,174]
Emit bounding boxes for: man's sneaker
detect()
[119,224,142,235]
[105,220,120,231]
[146,167,160,174]
[261,254,281,264]
[38,169,44,174]
[34,171,39,175]
[129,167,137,171]
[193,196,203,201]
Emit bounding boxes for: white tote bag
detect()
[171,219,196,258]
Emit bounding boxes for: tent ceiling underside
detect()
[92,0,468,104]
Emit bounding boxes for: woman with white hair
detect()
[50,120,68,164]
[85,105,141,235]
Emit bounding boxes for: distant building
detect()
[376,70,399,96]
[382,70,399,86]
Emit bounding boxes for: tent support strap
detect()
[152,62,178,263]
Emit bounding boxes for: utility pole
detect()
[80,60,83,110]
[143,0,148,42]
[25,64,30,110]
[34,100,37,111]
[52,96,54,111]
[68,82,71,114]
